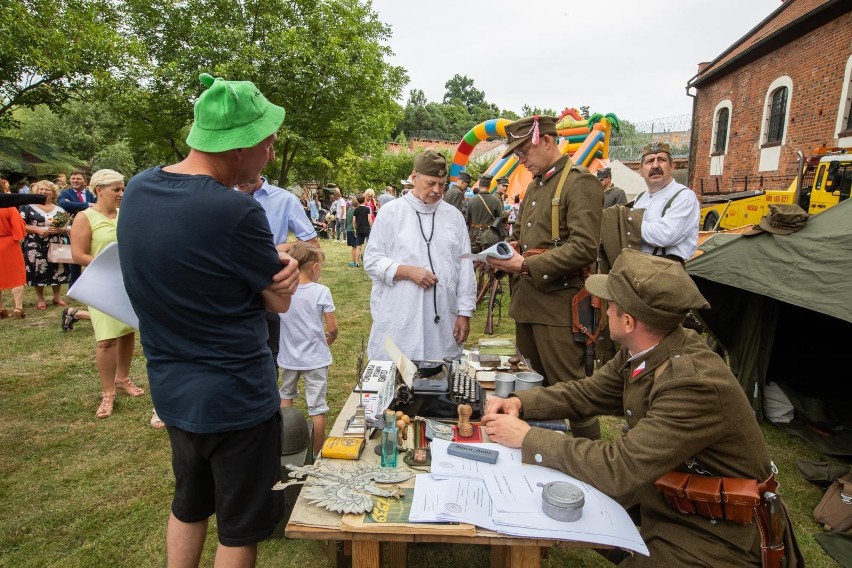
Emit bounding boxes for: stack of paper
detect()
[408,438,649,556]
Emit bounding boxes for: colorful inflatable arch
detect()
[450,110,620,199]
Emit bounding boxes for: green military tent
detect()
[0,136,87,179]
[687,198,852,456]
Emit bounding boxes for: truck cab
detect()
[699,148,851,231]
[799,151,852,214]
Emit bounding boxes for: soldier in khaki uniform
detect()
[443,173,466,212]
[483,250,799,567]
[464,174,503,253]
[487,115,603,439]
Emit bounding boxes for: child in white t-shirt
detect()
[278,242,338,458]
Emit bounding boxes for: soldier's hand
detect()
[481,413,530,448]
[484,395,523,417]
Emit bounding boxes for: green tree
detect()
[0,0,127,128]
[407,89,427,107]
[119,0,407,181]
[521,105,557,117]
[443,74,485,114]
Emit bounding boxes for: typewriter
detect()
[393,358,484,421]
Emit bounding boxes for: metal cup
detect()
[514,372,543,391]
[493,373,516,398]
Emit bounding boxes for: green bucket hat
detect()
[186,73,286,153]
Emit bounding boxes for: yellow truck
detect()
[698,148,852,231]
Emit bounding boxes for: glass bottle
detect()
[381,410,398,468]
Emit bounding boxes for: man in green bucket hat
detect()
[118,73,299,567]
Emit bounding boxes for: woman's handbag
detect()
[47,242,74,264]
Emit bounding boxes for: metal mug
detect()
[514,372,543,391]
[493,373,516,398]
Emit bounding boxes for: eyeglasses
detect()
[513,142,533,160]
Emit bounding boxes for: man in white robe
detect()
[364,150,476,363]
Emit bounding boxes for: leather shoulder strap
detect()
[550,162,575,242]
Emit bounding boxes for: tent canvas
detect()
[686,198,852,456]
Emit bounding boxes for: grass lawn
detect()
[0,238,842,567]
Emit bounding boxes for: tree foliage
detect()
[0,0,126,129]
[443,74,485,114]
[117,0,407,182]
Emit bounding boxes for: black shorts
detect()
[347,230,356,247]
[167,412,284,546]
[355,231,369,246]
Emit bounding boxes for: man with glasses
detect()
[633,142,700,263]
[486,115,603,440]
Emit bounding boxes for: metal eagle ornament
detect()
[273,460,416,514]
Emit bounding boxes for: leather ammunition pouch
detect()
[655,471,802,568]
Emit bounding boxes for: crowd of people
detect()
[0,78,800,567]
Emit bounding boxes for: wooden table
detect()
[285,388,606,567]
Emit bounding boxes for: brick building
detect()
[686,0,852,197]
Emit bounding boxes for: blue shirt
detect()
[251,178,317,244]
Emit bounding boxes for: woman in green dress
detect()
[70,169,145,419]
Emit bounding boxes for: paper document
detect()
[458,241,514,262]
[419,438,649,556]
[67,242,139,329]
[383,336,416,388]
[409,474,498,531]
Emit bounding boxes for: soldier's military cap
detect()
[500,115,559,159]
[640,141,672,161]
[496,177,510,186]
[585,249,709,330]
[596,167,612,180]
[413,150,448,178]
[743,203,809,236]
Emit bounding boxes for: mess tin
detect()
[514,372,543,391]
[493,373,516,398]
[542,481,585,522]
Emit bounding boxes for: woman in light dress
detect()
[70,169,145,419]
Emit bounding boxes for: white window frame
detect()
[709,100,732,176]
[835,54,852,148]
[759,76,793,172]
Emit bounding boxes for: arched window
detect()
[836,54,852,147]
[714,107,730,154]
[767,87,788,143]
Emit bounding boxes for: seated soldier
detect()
[482,249,800,567]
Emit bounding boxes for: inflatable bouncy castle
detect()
[450,108,620,202]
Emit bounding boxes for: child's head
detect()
[356,194,366,205]
[289,241,325,282]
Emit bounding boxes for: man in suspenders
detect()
[632,142,700,263]
[486,115,604,440]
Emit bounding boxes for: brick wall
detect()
[689,9,852,195]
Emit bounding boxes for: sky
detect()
[370,0,784,124]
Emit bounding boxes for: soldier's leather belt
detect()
[655,471,785,568]
[522,247,548,258]
[470,224,491,229]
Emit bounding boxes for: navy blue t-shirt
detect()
[353,205,371,236]
[117,167,283,433]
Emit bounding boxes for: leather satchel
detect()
[47,242,74,264]
[813,471,852,535]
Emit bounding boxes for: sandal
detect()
[0,308,8,319]
[115,378,145,397]
[52,298,68,307]
[61,307,79,331]
[96,392,115,419]
[36,301,47,310]
[150,410,165,429]
[11,308,24,319]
